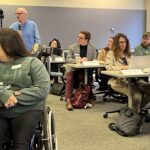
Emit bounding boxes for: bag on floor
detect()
[108,107,143,137]
[51,82,65,95]
[72,85,91,109]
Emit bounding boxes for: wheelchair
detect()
[3,106,58,150]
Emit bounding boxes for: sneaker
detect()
[66,102,73,111]
[84,103,92,109]
[66,98,73,111]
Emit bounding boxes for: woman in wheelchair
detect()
[0,28,50,149]
[105,33,150,113]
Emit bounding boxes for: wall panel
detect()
[0,5,146,49]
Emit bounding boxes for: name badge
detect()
[0,82,3,86]
[11,64,22,70]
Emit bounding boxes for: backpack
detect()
[108,107,143,137]
[72,85,91,109]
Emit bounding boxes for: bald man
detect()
[10,7,41,51]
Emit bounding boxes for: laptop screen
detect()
[52,48,62,56]
[129,55,150,69]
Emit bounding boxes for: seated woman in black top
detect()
[48,38,62,82]
[49,38,62,57]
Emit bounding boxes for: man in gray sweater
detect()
[134,32,150,56]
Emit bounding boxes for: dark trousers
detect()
[0,110,42,150]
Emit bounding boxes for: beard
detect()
[141,42,150,48]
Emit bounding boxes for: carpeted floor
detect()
[46,94,150,150]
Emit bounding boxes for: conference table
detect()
[101,70,149,108]
[65,62,105,84]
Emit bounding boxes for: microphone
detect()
[18,23,21,30]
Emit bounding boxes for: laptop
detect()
[129,55,150,70]
[121,55,150,75]
[52,48,62,56]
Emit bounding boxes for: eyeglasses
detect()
[119,41,127,44]
[77,36,85,40]
[15,13,24,16]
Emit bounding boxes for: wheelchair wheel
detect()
[43,106,58,150]
[29,133,43,150]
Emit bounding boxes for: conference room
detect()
[0,1,150,150]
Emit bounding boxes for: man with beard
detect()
[134,32,150,56]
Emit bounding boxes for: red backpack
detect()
[72,85,92,109]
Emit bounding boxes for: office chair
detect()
[95,68,127,102]
[103,85,128,103]
[103,89,150,121]
[102,85,128,118]
[95,72,128,119]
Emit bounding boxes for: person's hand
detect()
[4,91,21,109]
[4,95,18,109]
[99,61,105,64]
[81,57,88,62]
[121,65,128,70]
[13,91,21,96]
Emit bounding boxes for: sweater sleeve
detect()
[134,46,143,56]
[105,50,114,70]
[16,58,50,106]
[0,86,13,106]
[97,49,106,62]
[34,22,41,44]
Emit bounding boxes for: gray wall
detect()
[0,5,146,49]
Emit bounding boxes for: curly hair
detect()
[112,33,131,60]
[48,38,61,49]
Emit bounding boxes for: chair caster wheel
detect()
[103,113,108,118]
[60,97,63,101]
[103,98,107,101]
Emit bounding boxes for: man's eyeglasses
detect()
[77,36,85,40]
[15,13,24,16]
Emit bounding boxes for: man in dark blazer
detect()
[65,31,96,110]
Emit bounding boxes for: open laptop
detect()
[129,55,150,70]
[121,55,150,75]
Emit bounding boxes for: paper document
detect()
[55,57,64,61]
[143,68,150,73]
[83,60,99,66]
[121,69,144,75]
[50,57,64,62]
